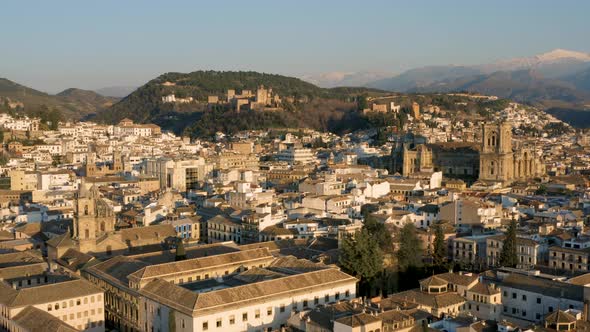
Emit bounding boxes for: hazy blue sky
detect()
[2,0,589,93]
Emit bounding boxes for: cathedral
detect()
[85,150,124,177]
[398,121,544,186]
[478,122,542,185]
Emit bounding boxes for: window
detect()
[522,295,527,301]
[523,311,527,317]
[229,315,235,325]
[536,313,541,320]
[325,294,330,302]
[314,297,319,305]
[255,309,260,318]
[280,305,285,313]
[242,313,248,321]
[512,292,516,299]
[549,306,554,312]
[537,297,541,304]
[47,305,52,311]
[345,290,350,297]
[216,319,222,328]
[335,292,340,300]
[202,322,208,331]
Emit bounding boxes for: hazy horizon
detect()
[2,0,589,94]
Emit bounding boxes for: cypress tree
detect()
[175,238,187,261]
[499,219,518,268]
[432,223,447,268]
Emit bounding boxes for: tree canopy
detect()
[396,223,423,271]
[363,214,394,253]
[339,229,383,281]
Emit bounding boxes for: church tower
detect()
[85,152,97,177]
[479,122,514,184]
[112,150,123,173]
[73,184,115,253]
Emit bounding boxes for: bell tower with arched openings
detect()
[479,121,514,184]
[73,183,115,253]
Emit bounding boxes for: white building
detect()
[277,145,315,165]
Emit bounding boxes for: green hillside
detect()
[0,78,118,119]
[93,70,385,136]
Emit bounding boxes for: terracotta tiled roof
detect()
[12,306,79,332]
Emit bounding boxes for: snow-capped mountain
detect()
[477,49,590,75]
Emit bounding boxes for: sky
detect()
[1,0,589,93]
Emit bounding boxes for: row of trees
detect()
[339,205,519,297]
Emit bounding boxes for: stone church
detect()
[47,184,176,261]
[478,122,542,185]
[73,185,116,253]
[398,121,544,186]
[85,150,124,177]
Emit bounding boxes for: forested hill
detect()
[92,70,385,136]
[0,78,117,120]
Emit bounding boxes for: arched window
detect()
[84,205,89,215]
[490,161,495,175]
[491,135,496,146]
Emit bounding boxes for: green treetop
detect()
[339,229,383,281]
[396,223,423,271]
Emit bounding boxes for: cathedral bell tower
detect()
[479,122,514,184]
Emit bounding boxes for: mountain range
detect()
[304,49,590,109]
